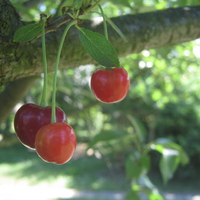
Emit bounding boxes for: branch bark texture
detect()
[1,4,200,86]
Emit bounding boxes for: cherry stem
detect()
[40,17,48,107]
[98,4,108,40]
[51,20,77,123]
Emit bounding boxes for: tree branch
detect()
[45,14,72,34]
[1,5,200,86]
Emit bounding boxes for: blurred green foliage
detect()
[1,0,200,199]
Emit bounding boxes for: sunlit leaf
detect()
[153,138,189,165]
[159,148,180,183]
[149,192,164,200]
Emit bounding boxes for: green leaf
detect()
[147,138,189,183]
[78,28,120,67]
[159,148,180,183]
[125,154,150,179]
[149,192,164,200]
[73,0,83,9]
[14,23,42,42]
[153,138,189,165]
[125,156,142,179]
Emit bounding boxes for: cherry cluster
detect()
[12,8,130,165]
[13,67,129,165]
[14,104,76,165]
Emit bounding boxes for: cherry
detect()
[90,67,130,103]
[35,122,76,165]
[14,103,66,149]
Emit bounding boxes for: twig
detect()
[36,14,72,39]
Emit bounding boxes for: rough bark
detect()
[1,4,200,86]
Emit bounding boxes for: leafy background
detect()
[1,0,200,199]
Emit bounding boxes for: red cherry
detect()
[90,67,130,103]
[14,103,66,149]
[35,123,76,165]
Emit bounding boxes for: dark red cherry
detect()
[14,103,66,149]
